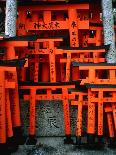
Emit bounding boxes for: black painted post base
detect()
[0,143,11,155]
[108,137,116,148]
[74,135,104,149]
[97,136,105,149]
[87,134,95,143]
[97,136,104,143]
[26,135,37,145]
[75,136,82,148]
[84,135,104,150]
[83,134,99,150]
[6,137,19,153]
[64,135,74,144]
[13,127,26,145]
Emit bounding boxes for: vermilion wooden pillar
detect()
[98,91,103,136]
[7,46,21,129]
[87,88,95,145]
[5,90,13,139]
[0,70,6,144]
[0,66,16,145]
[68,9,79,47]
[0,40,28,129]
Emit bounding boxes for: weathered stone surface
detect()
[102,0,116,63]
[20,100,87,136]
[0,7,5,33]
[5,0,17,37]
[36,100,64,136]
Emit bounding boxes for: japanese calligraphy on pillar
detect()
[88,103,95,134]
[33,22,60,30]
[62,88,71,135]
[66,53,71,81]
[98,91,103,136]
[18,23,25,30]
[87,90,95,134]
[29,89,36,135]
[76,98,83,137]
[34,59,39,82]
[49,49,56,82]
[69,9,79,47]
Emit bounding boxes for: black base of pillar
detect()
[75,135,104,149]
[87,134,95,144]
[75,136,81,146]
[83,135,104,150]
[97,136,104,149]
[108,137,116,148]
[64,135,74,144]
[13,127,26,145]
[97,136,104,144]
[26,135,37,145]
[0,143,11,155]
[6,137,19,153]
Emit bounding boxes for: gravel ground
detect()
[11,137,116,155]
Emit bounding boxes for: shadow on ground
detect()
[12,137,116,155]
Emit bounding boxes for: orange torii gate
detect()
[0,35,38,139]
[0,58,27,154]
[0,66,16,154]
[72,62,116,85]
[0,66,16,145]
[69,83,116,148]
[19,81,80,144]
[58,45,108,81]
[70,90,88,146]
[17,3,89,47]
[85,84,116,148]
[85,23,116,47]
[88,23,103,46]
[105,105,116,148]
[27,37,63,82]
[25,43,108,82]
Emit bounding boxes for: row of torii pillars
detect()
[5,0,116,63]
[3,1,116,140]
